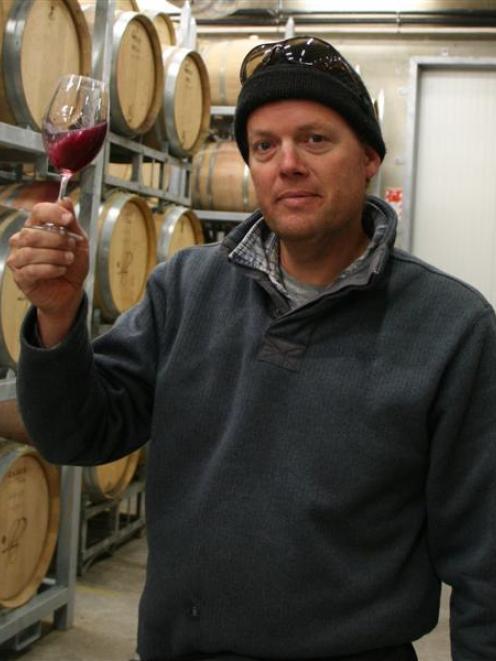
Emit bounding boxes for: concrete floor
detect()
[0,536,451,661]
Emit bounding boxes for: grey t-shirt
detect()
[281,268,327,308]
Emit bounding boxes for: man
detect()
[7,36,496,661]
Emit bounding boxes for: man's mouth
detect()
[275,191,320,206]
[277,190,317,201]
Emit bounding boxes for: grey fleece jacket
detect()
[18,197,496,660]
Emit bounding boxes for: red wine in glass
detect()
[43,120,108,178]
[32,74,109,238]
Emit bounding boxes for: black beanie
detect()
[234,59,386,164]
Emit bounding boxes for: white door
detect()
[410,65,496,306]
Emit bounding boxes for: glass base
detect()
[29,223,82,241]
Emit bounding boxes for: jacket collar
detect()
[222,195,398,297]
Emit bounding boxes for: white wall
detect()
[410,65,496,304]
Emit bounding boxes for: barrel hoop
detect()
[192,145,207,203]
[97,195,124,320]
[163,48,188,155]
[0,440,24,482]
[0,208,29,367]
[206,143,221,210]
[157,205,186,260]
[110,12,137,137]
[3,1,35,128]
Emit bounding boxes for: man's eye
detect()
[254,140,273,152]
[308,134,325,143]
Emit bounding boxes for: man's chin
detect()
[263,213,319,238]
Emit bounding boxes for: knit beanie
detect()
[234,43,386,164]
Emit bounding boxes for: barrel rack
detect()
[78,472,146,577]
[0,0,112,646]
[0,94,88,659]
[0,0,191,651]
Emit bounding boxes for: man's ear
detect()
[363,144,382,181]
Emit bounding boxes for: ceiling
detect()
[167,0,496,24]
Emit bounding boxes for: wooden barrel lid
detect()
[82,450,141,501]
[110,12,164,136]
[94,191,157,321]
[0,0,91,129]
[155,205,204,262]
[0,440,60,608]
[145,46,211,158]
[0,206,30,367]
[191,140,257,212]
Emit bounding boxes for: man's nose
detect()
[278,141,308,176]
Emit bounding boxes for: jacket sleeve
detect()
[17,266,167,466]
[426,306,496,660]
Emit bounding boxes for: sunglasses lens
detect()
[240,37,332,83]
[240,43,275,83]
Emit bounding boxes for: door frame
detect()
[403,56,496,252]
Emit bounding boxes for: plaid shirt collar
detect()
[228,202,388,298]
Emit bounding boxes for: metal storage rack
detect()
[0,0,140,650]
[104,131,191,208]
[0,97,88,656]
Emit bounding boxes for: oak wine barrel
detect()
[154,205,204,262]
[0,205,30,368]
[142,10,176,48]
[84,10,163,137]
[0,0,91,130]
[144,46,211,158]
[200,38,264,107]
[82,450,141,502]
[0,440,60,609]
[191,141,257,212]
[94,190,157,321]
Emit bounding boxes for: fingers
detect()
[10,245,75,270]
[26,200,88,241]
[25,201,73,230]
[7,241,74,286]
[11,223,80,249]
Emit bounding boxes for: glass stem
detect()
[58,173,72,201]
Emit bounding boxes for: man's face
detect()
[246,99,381,247]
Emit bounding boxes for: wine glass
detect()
[32,74,109,237]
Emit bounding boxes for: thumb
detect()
[59,195,88,241]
